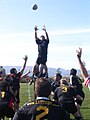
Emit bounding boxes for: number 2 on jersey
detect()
[36,106,49,120]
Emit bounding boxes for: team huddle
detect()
[0,26,90,120]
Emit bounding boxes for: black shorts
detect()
[36,56,47,65]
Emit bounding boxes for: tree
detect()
[56,68,62,74]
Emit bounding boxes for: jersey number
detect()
[36,106,49,120]
[1,91,5,98]
[62,86,67,92]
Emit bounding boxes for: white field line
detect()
[28,84,31,102]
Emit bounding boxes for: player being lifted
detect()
[32,25,49,81]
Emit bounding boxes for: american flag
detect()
[84,77,90,90]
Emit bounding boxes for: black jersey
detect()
[70,75,83,90]
[11,72,21,91]
[36,38,49,58]
[53,86,77,114]
[0,81,15,118]
[0,81,15,107]
[70,75,85,98]
[54,86,76,104]
[13,99,70,120]
[10,73,21,103]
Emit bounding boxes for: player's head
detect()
[0,81,8,91]
[54,73,62,81]
[0,66,6,78]
[40,35,45,40]
[5,74,13,84]
[10,68,17,75]
[60,78,69,86]
[35,77,51,98]
[70,68,77,75]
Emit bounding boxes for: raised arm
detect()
[21,68,30,78]
[20,55,28,75]
[76,47,89,79]
[34,25,39,40]
[42,25,49,40]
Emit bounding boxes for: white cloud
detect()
[49,28,90,36]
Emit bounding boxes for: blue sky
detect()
[0,0,90,70]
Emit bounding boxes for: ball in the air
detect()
[32,4,38,10]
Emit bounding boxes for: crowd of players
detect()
[0,25,90,120]
[0,65,86,120]
[0,55,28,119]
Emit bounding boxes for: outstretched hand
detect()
[76,47,82,58]
[23,55,28,61]
[34,25,39,31]
[27,68,30,73]
[42,25,46,32]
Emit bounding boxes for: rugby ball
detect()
[32,4,38,10]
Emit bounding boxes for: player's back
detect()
[13,99,70,120]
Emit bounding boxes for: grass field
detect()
[5,83,90,120]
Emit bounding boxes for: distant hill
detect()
[3,66,90,77]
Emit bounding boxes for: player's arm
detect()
[13,110,21,120]
[34,25,39,40]
[42,25,49,40]
[21,68,30,78]
[20,55,28,76]
[76,47,89,79]
[0,78,3,81]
